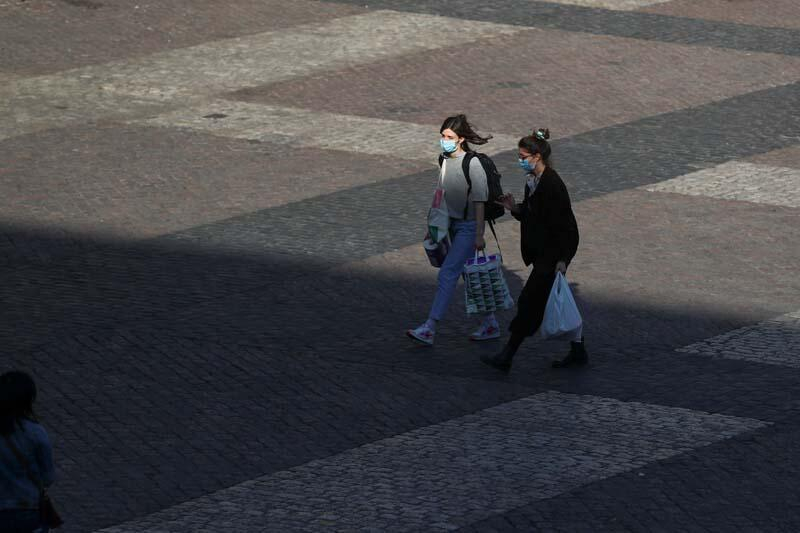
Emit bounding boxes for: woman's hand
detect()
[555,261,567,274]
[475,235,486,251]
[495,193,516,212]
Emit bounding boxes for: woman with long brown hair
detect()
[407,115,501,346]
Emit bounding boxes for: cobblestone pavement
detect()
[1,1,799,532]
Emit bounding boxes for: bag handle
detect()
[487,219,502,257]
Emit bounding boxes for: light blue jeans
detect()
[429,220,477,321]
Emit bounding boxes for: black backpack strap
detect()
[461,152,474,219]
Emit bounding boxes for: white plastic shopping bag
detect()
[426,159,450,243]
[463,251,515,315]
[540,272,583,340]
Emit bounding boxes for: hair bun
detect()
[533,128,550,141]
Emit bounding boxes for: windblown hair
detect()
[440,114,492,153]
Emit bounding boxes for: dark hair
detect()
[0,371,38,435]
[440,114,492,153]
[518,128,552,166]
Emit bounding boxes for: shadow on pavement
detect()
[1,223,797,532]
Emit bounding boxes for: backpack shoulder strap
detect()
[461,152,476,219]
[461,152,475,183]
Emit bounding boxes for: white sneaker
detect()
[469,319,501,341]
[406,323,435,346]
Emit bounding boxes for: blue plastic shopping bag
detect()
[540,272,582,340]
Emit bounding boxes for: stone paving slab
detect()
[677,310,800,369]
[131,99,520,163]
[641,0,800,31]
[642,161,800,208]
[460,422,800,532]
[94,392,766,533]
[4,335,536,533]
[0,0,366,75]
[321,0,800,56]
[746,144,800,170]
[233,27,800,139]
[570,187,800,316]
[0,123,427,268]
[2,10,524,141]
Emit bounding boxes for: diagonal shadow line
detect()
[3,81,800,359]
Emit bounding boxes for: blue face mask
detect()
[519,158,534,173]
[440,139,458,154]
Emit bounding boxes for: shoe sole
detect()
[469,334,501,342]
[406,330,433,346]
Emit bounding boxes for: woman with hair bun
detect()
[481,128,588,371]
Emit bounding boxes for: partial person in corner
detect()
[407,115,500,346]
[0,371,57,533]
[481,128,588,372]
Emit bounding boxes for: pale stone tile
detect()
[642,161,800,208]
[96,391,766,533]
[678,310,800,368]
[131,99,522,163]
[1,11,524,141]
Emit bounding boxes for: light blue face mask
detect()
[519,158,534,173]
[440,139,458,154]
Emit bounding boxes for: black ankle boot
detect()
[481,345,516,372]
[552,338,588,368]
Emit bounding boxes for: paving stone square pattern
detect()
[747,144,800,170]
[0,0,367,75]
[1,11,524,141]
[321,0,800,57]
[642,161,800,208]
[641,0,800,30]
[677,310,800,369]
[234,27,800,138]
[2,1,800,531]
[132,100,520,163]
[96,392,767,533]
[0,123,428,242]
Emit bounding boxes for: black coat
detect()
[512,167,579,268]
